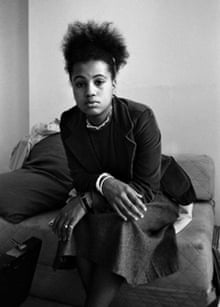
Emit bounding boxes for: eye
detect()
[94,79,105,87]
[75,81,85,89]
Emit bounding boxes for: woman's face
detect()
[71,60,116,125]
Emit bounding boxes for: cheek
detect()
[107,88,114,98]
[105,85,114,96]
[73,92,82,106]
[73,88,81,99]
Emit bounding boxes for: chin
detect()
[84,106,101,114]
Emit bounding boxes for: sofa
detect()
[0,133,216,307]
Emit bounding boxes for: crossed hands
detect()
[50,177,147,241]
[102,177,147,221]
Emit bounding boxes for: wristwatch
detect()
[80,192,93,212]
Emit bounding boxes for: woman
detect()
[52,21,179,307]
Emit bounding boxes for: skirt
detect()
[73,191,179,285]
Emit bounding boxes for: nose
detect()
[86,82,96,97]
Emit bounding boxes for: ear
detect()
[112,80,117,95]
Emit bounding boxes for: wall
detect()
[29,0,220,221]
[0,0,29,172]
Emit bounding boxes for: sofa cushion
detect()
[0,134,72,223]
[176,154,215,201]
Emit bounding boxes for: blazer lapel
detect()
[113,97,136,180]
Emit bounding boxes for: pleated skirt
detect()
[74,192,179,285]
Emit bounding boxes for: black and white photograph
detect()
[0,1,219,306]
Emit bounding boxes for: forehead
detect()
[72,60,111,79]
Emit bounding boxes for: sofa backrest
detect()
[176,154,215,201]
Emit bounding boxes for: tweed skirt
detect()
[73,192,179,285]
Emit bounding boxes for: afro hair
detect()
[62,20,129,79]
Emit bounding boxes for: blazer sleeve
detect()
[129,108,161,202]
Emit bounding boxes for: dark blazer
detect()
[60,96,161,202]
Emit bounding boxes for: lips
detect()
[86,100,99,107]
[87,100,99,103]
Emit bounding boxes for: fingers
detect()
[67,224,74,241]
[126,199,144,220]
[59,222,74,242]
[50,216,74,242]
[49,199,86,242]
[61,222,70,242]
[62,223,74,242]
[128,192,147,214]
[112,203,128,221]
[66,219,74,241]
[113,191,147,222]
[112,198,144,222]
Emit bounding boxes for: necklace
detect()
[86,106,112,130]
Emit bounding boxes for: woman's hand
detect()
[102,177,147,221]
[50,197,86,242]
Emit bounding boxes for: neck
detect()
[87,105,112,126]
[86,105,112,130]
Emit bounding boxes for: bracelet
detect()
[96,173,111,195]
[96,173,114,195]
[96,173,109,192]
[99,175,113,195]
